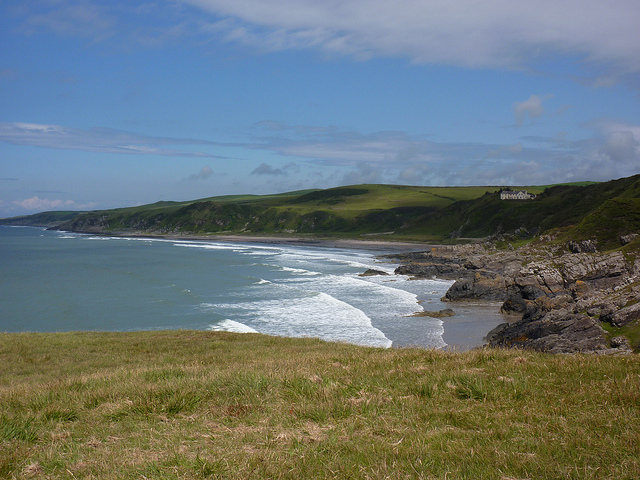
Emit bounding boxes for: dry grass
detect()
[1,331,639,479]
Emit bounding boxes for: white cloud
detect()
[514,95,546,126]
[12,196,96,212]
[0,122,230,158]
[251,163,286,175]
[588,119,640,168]
[185,0,640,76]
[603,130,637,162]
[187,166,214,180]
[19,0,116,42]
[246,119,640,187]
[10,1,639,82]
[342,162,383,185]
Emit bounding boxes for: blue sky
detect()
[1,0,639,216]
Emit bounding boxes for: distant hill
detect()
[2,176,639,250]
[0,210,80,227]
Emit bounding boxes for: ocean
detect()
[0,226,507,349]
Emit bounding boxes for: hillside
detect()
[1,331,639,479]
[2,176,639,247]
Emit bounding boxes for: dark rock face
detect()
[568,240,598,253]
[407,308,455,318]
[485,309,608,354]
[393,257,468,280]
[442,272,506,302]
[388,243,639,354]
[359,269,389,277]
[601,302,640,327]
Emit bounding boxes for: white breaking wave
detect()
[280,266,321,276]
[275,249,383,272]
[208,319,259,334]
[201,285,392,348]
[174,242,249,252]
[245,292,392,348]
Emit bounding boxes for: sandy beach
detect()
[154,232,437,253]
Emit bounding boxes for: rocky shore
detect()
[386,241,640,354]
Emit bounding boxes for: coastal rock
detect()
[407,308,455,318]
[359,269,389,277]
[601,301,640,328]
[498,250,633,317]
[394,261,467,280]
[620,233,639,246]
[561,251,628,286]
[501,277,553,315]
[442,271,506,302]
[389,243,639,354]
[500,284,528,314]
[568,240,598,253]
[611,336,632,350]
[485,311,607,354]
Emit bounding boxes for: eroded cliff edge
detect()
[387,239,640,354]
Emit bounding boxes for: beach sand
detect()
[439,304,512,351]
[160,232,435,252]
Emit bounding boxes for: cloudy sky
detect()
[1,0,639,216]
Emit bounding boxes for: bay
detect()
[0,226,506,349]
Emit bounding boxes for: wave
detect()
[275,249,383,272]
[208,319,259,334]
[172,242,251,254]
[280,266,321,276]
[281,272,421,319]
[247,292,392,348]
[200,285,392,348]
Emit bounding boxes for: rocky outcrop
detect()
[388,242,640,354]
[442,272,507,302]
[600,301,640,327]
[485,309,608,354]
[394,262,467,280]
[359,269,389,277]
[407,308,455,318]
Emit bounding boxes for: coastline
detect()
[45,228,499,350]
[194,233,500,350]
[99,230,438,253]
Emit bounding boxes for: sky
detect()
[1,0,640,217]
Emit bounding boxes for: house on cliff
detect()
[500,189,536,200]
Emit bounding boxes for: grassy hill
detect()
[1,331,639,479]
[2,176,639,248]
[0,210,80,227]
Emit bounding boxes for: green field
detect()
[3,176,640,247]
[2,332,640,480]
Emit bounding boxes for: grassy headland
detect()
[2,331,639,479]
[6,177,637,245]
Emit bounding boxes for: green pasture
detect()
[1,331,639,479]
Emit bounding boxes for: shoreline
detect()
[68,229,500,350]
[92,230,439,253]
[40,227,498,350]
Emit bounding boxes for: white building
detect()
[500,190,536,200]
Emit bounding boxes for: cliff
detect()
[387,238,640,354]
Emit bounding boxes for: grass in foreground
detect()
[1,331,639,479]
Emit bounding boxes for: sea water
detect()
[0,226,505,349]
